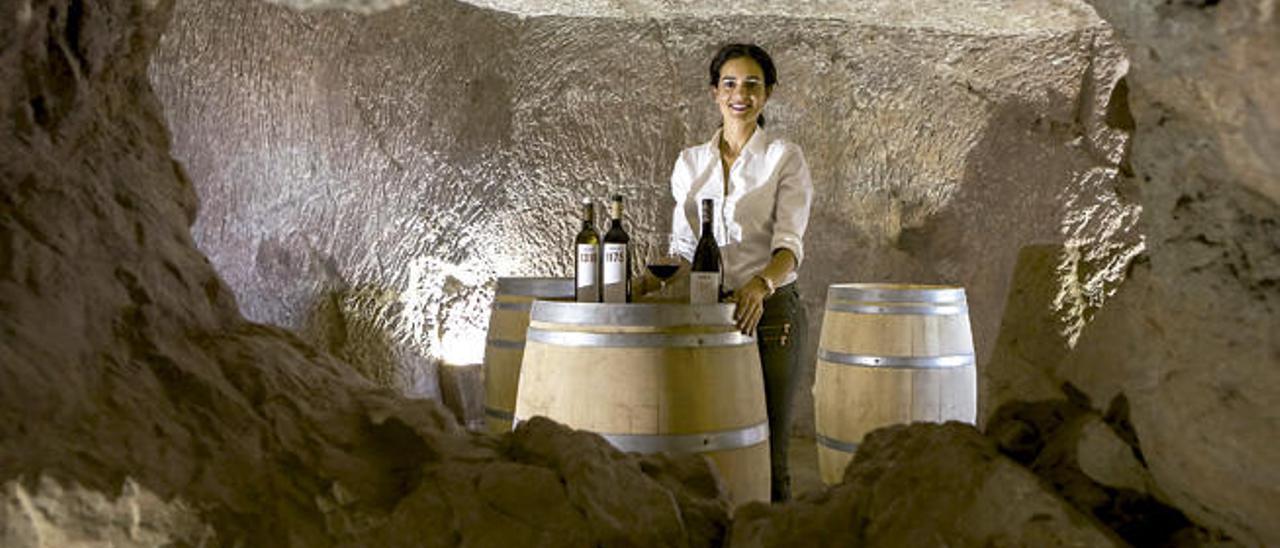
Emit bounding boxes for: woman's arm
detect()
[768,145,814,269]
[731,145,813,333]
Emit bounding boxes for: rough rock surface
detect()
[987,396,1209,546]
[1075,411,1151,495]
[0,1,729,545]
[1078,2,1280,543]
[458,0,1107,27]
[982,0,1280,543]
[1,477,212,546]
[982,245,1089,422]
[147,0,1141,434]
[730,422,1123,547]
[266,0,410,12]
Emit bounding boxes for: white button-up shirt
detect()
[670,127,814,290]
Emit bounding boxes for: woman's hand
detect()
[729,276,771,334]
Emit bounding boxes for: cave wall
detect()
[0,1,732,544]
[1072,0,1278,543]
[983,0,1278,544]
[3,0,1277,545]
[147,0,1140,434]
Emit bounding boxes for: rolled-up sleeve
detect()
[770,145,814,266]
[669,153,698,261]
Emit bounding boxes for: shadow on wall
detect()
[981,244,1079,424]
[894,90,1138,421]
[899,88,1131,348]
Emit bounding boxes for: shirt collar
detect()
[710,125,768,159]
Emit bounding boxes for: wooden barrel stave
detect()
[814,283,977,485]
[482,278,573,434]
[515,302,770,505]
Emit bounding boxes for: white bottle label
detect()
[602,243,627,303]
[576,244,598,301]
[690,272,720,304]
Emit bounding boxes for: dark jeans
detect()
[755,283,806,502]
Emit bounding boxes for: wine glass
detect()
[645,233,682,293]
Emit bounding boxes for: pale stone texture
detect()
[266,0,411,12]
[147,0,1140,438]
[459,0,1103,30]
[986,397,1211,545]
[1083,1,1280,543]
[981,243,1142,423]
[982,0,1279,543]
[730,422,1124,547]
[1076,414,1151,494]
[0,0,730,544]
[0,477,213,547]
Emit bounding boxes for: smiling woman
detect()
[654,43,815,502]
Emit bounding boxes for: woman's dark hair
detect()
[708,43,777,127]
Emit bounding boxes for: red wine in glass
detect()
[647,263,679,280]
[646,233,681,292]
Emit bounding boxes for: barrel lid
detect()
[530,301,736,327]
[496,277,575,298]
[827,283,967,305]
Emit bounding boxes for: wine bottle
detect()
[690,198,722,304]
[574,198,601,302]
[602,194,631,303]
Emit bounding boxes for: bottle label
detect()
[690,272,720,304]
[602,243,628,303]
[577,244,599,301]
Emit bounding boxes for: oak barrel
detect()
[515,302,770,505]
[483,277,574,434]
[814,283,977,485]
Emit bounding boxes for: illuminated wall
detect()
[149,0,1139,429]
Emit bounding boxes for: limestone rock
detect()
[982,1,1280,541]
[988,396,1224,546]
[264,0,410,13]
[1072,1,1280,543]
[730,422,1122,547]
[983,239,1155,426]
[0,0,730,544]
[360,417,731,547]
[982,245,1080,423]
[1076,412,1149,494]
[503,416,729,547]
[0,477,212,547]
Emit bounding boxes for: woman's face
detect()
[712,56,771,126]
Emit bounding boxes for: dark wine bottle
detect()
[602,194,631,303]
[690,198,722,304]
[574,198,601,302]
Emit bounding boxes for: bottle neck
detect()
[700,200,715,236]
